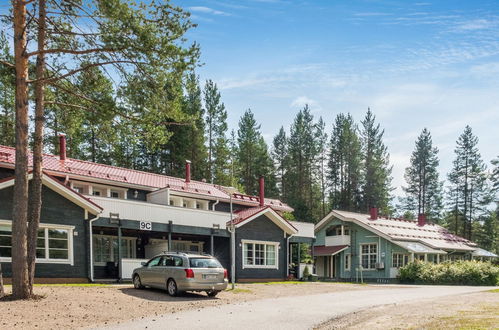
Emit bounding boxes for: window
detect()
[360,243,377,270]
[162,255,184,267]
[147,256,162,267]
[0,224,12,258]
[73,186,84,194]
[93,235,136,264]
[326,225,349,236]
[0,222,73,264]
[345,253,351,271]
[242,240,278,269]
[189,258,221,268]
[392,253,409,268]
[92,190,101,196]
[110,191,120,198]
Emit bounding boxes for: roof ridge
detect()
[0,144,223,189]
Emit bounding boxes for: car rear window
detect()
[189,258,222,268]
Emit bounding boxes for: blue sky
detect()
[177,0,499,196]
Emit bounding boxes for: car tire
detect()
[167,279,179,296]
[133,275,144,289]
[206,290,220,297]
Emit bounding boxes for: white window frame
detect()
[344,253,351,271]
[392,253,409,268]
[359,243,378,270]
[0,219,74,265]
[93,234,137,266]
[241,239,279,269]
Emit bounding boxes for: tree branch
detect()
[44,101,91,110]
[26,47,120,57]
[0,60,15,68]
[28,60,145,84]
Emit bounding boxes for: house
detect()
[313,208,498,282]
[0,136,314,283]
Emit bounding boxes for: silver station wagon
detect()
[132,252,228,297]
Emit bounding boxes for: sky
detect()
[176,0,499,196]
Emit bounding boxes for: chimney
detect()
[59,134,66,161]
[369,207,378,220]
[259,176,265,207]
[418,213,426,226]
[185,160,191,183]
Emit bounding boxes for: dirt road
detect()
[97,285,492,330]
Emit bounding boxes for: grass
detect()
[488,288,499,293]
[425,303,499,330]
[1,283,110,287]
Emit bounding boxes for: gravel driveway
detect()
[97,285,492,330]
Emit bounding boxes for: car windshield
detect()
[189,258,222,268]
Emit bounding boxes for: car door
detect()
[140,256,162,286]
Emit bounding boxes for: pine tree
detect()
[161,73,207,179]
[315,117,328,218]
[0,32,15,147]
[360,108,393,214]
[287,106,321,222]
[491,156,499,195]
[204,80,228,183]
[235,109,276,196]
[447,126,490,239]
[328,113,362,212]
[272,126,288,199]
[402,128,443,221]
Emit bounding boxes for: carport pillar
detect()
[210,234,214,256]
[118,226,122,281]
[168,220,173,251]
[297,243,301,279]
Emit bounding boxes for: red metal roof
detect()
[227,206,298,232]
[313,245,349,256]
[0,145,293,211]
[229,206,269,226]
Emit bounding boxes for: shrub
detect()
[302,265,310,280]
[398,260,499,286]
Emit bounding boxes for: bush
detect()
[398,260,499,286]
[302,265,310,281]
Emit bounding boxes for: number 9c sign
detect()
[139,221,152,231]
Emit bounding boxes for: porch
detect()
[313,245,349,279]
[91,219,230,281]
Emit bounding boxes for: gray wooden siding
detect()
[0,185,88,279]
[235,214,287,280]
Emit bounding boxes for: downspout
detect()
[88,215,100,282]
[212,199,219,211]
[286,234,294,277]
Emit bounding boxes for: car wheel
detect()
[167,279,178,296]
[206,290,220,297]
[133,275,144,289]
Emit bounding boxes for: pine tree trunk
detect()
[0,263,5,298]
[27,0,47,297]
[11,0,30,300]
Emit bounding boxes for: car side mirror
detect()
[141,262,146,266]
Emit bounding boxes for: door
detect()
[140,256,162,286]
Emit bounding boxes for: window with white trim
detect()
[0,222,73,263]
[392,253,409,268]
[344,253,351,271]
[242,241,278,269]
[360,243,377,270]
[93,235,136,265]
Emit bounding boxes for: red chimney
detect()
[185,160,191,183]
[259,176,265,207]
[418,213,426,226]
[59,134,66,161]
[370,207,378,220]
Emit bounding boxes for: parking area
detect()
[0,282,378,329]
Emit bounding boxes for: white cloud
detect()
[454,19,496,31]
[188,6,231,16]
[290,96,322,112]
